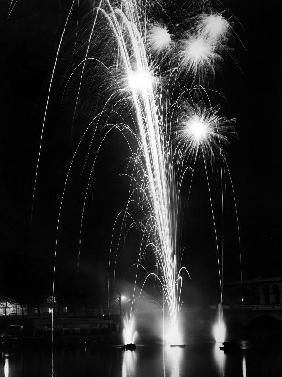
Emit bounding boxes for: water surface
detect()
[1,342,282,377]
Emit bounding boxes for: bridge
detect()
[223,277,282,329]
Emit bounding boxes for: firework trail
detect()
[85,0,184,344]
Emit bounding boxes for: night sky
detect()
[0,0,281,306]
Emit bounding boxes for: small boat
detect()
[122,343,136,351]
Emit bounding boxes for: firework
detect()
[176,103,235,160]
[197,13,230,42]
[92,0,184,344]
[179,34,217,77]
[147,23,173,56]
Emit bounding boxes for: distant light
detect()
[48,308,53,314]
[121,295,128,303]
[241,297,244,303]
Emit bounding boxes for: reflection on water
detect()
[122,351,137,377]
[165,346,183,377]
[242,354,247,377]
[213,344,226,377]
[1,341,282,377]
[4,356,9,377]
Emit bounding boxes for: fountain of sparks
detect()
[122,314,137,350]
[213,303,227,344]
[95,0,184,345]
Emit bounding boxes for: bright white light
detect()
[199,13,230,42]
[176,104,235,158]
[48,307,53,314]
[128,69,154,93]
[4,357,9,377]
[121,295,128,303]
[180,35,216,74]
[213,318,226,343]
[147,24,172,54]
[187,115,210,143]
[122,314,137,345]
[213,304,226,343]
[165,318,183,346]
[122,347,137,377]
[213,343,226,375]
[242,355,247,377]
[165,346,183,377]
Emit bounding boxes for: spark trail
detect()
[94,0,183,344]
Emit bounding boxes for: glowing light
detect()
[121,295,128,303]
[122,348,137,377]
[180,35,216,75]
[128,69,154,93]
[123,314,137,345]
[4,357,9,377]
[213,304,226,343]
[186,115,210,143]
[147,24,172,55]
[242,354,247,377]
[165,317,183,346]
[213,343,226,376]
[176,104,235,158]
[198,13,230,42]
[165,346,183,377]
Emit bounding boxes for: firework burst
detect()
[176,103,235,160]
[147,23,173,56]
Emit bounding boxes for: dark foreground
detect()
[1,340,282,377]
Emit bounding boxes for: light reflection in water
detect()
[4,356,9,377]
[213,344,226,377]
[122,350,137,377]
[165,346,183,377]
[242,354,247,377]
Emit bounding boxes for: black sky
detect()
[0,0,281,305]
